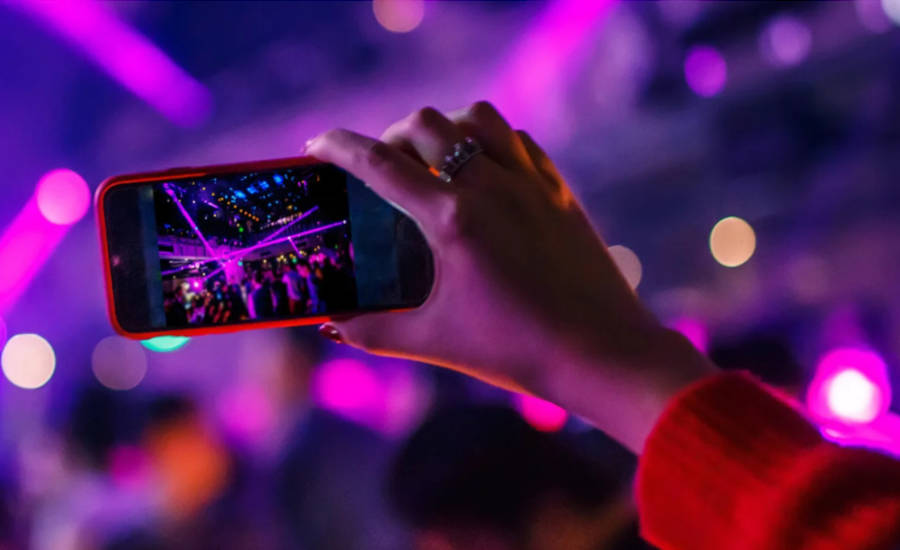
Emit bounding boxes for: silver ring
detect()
[437,137,483,183]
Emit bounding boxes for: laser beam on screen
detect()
[184,220,347,284]
[162,206,326,279]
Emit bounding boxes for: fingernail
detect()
[318,324,343,344]
[301,137,316,154]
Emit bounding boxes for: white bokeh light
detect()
[372,0,424,33]
[2,333,56,389]
[608,244,643,289]
[826,368,881,423]
[881,0,900,25]
[709,216,756,267]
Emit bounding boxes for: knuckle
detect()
[361,140,393,169]
[467,100,501,122]
[408,106,444,132]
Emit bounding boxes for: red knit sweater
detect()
[635,373,900,550]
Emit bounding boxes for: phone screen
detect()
[102,162,432,333]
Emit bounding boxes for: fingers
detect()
[447,101,535,171]
[305,128,452,228]
[515,130,564,187]
[380,107,467,169]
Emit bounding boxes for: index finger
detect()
[305,128,453,227]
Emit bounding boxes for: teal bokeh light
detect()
[141,336,190,353]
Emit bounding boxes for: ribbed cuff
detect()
[634,372,823,550]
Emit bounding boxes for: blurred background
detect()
[1,0,900,548]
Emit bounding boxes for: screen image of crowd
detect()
[154,165,359,327]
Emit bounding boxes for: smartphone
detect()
[96,157,433,338]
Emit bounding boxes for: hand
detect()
[306,102,716,452]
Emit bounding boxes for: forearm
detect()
[541,327,717,453]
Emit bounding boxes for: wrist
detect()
[541,326,718,453]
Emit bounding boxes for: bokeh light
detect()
[683,45,727,97]
[1,333,56,389]
[141,335,190,353]
[669,317,709,353]
[515,394,567,432]
[882,0,900,25]
[91,336,148,390]
[760,15,811,67]
[217,383,275,445]
[372,0,424,33]
[826,369,881,423]
[807,348,892,424]
[709,216,756,267]
[313,358,381,421]
[35,169,90,225]
[608,244,642,289]
[856,0,893,32]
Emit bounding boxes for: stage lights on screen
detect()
[1,333,55,389]
[141,336,191,353]
[92,336,148,390]
[709,216,756,267]
[372,0,424,33]
[608,244,642,290]
[35,169,90,225]
[683,45,727,97]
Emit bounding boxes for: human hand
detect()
[306,102,715,452]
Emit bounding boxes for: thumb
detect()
[318,310,425,360]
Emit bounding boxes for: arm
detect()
[637,372,900,550]
[306,101,900,549]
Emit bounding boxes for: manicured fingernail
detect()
[318,324,343,344]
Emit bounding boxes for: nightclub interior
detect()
[1,1,900,549]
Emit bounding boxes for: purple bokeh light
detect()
[683,45,727,97]
[760,16,812,67]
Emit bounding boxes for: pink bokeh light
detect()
[807,348,892,425]
[684,45,727,97]
[669,317,709,353]
[35,169,91,225]
[313,358,382,425]
[515,394,568,432]
[12,0,212,127]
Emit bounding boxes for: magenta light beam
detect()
[486,0,617,141]
[0,199,70,314]
[9,0,212,127]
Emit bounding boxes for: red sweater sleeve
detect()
[635,372,900,550]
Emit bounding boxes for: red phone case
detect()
[95,156,407,340]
